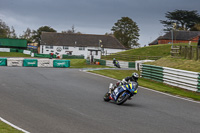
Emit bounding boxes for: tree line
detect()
[0,21,81,44]
[1,9,200,48]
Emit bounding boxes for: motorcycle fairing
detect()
[110,86,125,101]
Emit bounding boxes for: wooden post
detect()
[198,47,200,60]
[196,47,198,60]
[190,46,192,60]
[184,46,187,59]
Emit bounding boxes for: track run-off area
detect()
[0,67,200,133]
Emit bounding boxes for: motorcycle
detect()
[103,81,138,105]
[113,60,120,68]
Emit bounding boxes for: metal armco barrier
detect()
[141,64,200,92]
[141,64,163,82]
[163,67,199,92]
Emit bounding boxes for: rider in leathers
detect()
[108,72,139,94]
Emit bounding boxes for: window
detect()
[63,46,69,50]
[79,47,85,51]
[45,45,53,49]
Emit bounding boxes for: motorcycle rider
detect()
[108,72,139,94]
[113,58,116,64]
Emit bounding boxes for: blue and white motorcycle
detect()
[113,60,120,68]
[103,81,138,105]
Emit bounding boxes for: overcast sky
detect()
[0,0,200,46]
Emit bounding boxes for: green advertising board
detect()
[0,38,27,48]
[0,58,7,66]
[53,60,70,68]
[23,59,38,67]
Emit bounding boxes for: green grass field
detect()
[69,59,110,68]
[101,44,172,61]
[146,56,200,72]
[0,120,23,133]
[0,52,31,57]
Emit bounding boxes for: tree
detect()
[160,10,200,31]
[190,23,200,31]
[32,26,57,44]
[20,28,33,42]
[111,17,140,48]
[61,25,81,34]
[105,32,113,36]
[0,19,17,38]
[9,26,17,38]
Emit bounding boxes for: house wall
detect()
[40,45,125,59]
[158,38,199,44]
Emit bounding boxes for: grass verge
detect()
[89,69,200,101]
[0,52,31,57]
[0,121,23,133]
[68,59,110,68]
[146,56,200,72]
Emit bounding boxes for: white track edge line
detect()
[0,117,30,133]
[81,70,200,104]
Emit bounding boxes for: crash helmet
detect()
[113,58,116,60]
[132,72,139,80]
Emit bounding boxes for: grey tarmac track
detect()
[0,67,200,133]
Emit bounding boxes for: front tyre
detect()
[103,92,111,102]
[116,92,130,105]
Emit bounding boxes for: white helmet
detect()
[132,72,139,79]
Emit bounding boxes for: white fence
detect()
[163,67,199,92]
[105,60,129,68]
[141,64,200,92]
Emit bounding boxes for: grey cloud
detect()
[0,0,200,45]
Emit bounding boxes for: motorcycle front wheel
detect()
[116,92,130,105]
[103,92,111,102]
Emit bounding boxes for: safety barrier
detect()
[38,59,53,67]
[0,48,57,58]
[53,60,70,68]
[7,58,24,67]
[141,64,200,92]
[94,59,106,66]
[33,53,56,58]
[0,58,7,66]
[23,59,38,67]
[93,59,135,69]
[63,55,84,59]
[141,64,163,82]
[0,58,70,68]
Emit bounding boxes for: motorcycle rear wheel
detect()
[103,92,111,102]
[116,92,129,105]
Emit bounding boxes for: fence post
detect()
[189,46,192,60]
[184,46,187,59]
[196,46,199,60]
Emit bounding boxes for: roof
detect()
[159,31,200,40]
[40,32,126,49]
[148,36,161,45]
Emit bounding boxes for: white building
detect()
[40,32,126,59]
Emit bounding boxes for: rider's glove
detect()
[121,79,127,84]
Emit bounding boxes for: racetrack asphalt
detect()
[0,67,200,133]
